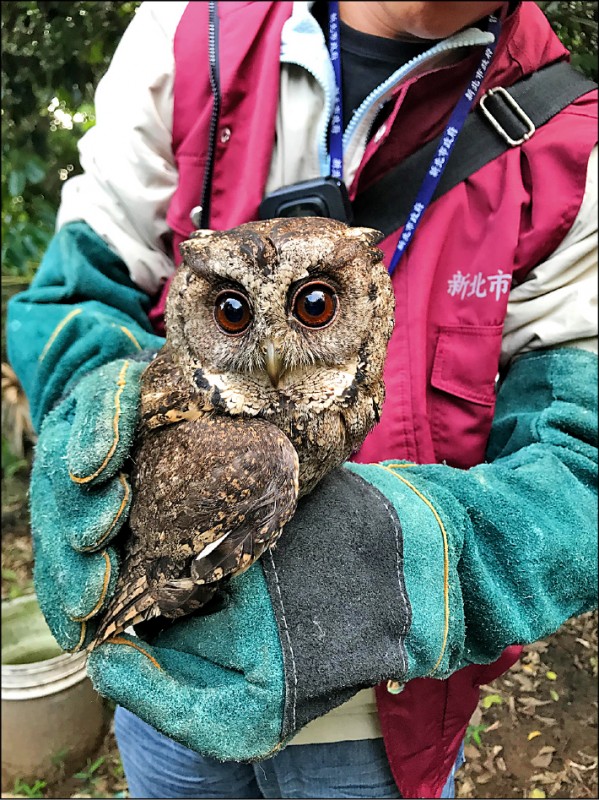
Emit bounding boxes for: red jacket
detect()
[148,3,597,795]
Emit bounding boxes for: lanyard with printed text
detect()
[327,1,503,275]
[328,0,344,181]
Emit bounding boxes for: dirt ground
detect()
[2,496,597,799]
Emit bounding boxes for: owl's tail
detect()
[88,569,160,651]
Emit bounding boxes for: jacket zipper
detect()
[342,30,494,173]
[281,14,493,177]
[200,0,221,229]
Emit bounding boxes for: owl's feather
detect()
[91,413,299,646]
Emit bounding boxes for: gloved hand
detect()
[30,357,154,652]
[81,349,596,764]
[86,468,411,761]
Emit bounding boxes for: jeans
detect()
[114,706,464,799]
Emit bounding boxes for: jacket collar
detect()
[283,1,496,177]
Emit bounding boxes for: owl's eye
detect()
[214,291,252,335]
[291,282,338,329]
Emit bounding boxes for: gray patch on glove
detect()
[262,466,411,738]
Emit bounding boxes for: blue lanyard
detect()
[326,2,502,275]
[328,1,344,180]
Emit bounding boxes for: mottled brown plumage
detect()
[91,217,394,647]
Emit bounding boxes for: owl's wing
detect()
[91,413,299,646]
[138,345,212,430]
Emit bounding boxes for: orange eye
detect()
[214,291,252,335]
[291,282,338,329]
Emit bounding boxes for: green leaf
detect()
[88,756,106,774]
[12,778,47,799]
[75,755,106,782]
[481,693,503,708]
[465,722,487,747]
[8,170,26,198]
[88,40,104,65]
[25,158,47,185]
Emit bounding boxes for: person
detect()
[6,1,597,798]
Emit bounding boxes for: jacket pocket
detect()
[429,325,504,468]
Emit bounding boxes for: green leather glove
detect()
[89,563,288,761]
[87,468,409,762]
[9,223,166,652]
[86,349,597,764]
[30,358,151,651]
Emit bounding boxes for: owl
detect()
[91,217,395,647]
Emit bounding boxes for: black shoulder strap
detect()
[352,61,597,237]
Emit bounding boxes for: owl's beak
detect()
[263,339,284,388]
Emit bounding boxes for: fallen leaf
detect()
[457,775,476,797]
[484,720,501,733]
[568,765,583,782]
[533,715,558,727]
[470,706,482,727]
[575,750,597,765]
[527,641,550,653]
[482,693,503,709]
[549,689,559,701]
[567,758,598,771]
[528,730,542,740]
[514,674,536,692]
[464,744,481,760]
[546,670,557,680]
[529,789,546,798]
[518,697,552,709]
[531,751,554,769]
[531,772,559,785]
[481,744,504,776]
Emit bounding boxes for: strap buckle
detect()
[479,86,536,146]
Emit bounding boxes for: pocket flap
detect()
[430,325,504,406]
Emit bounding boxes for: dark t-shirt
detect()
[337,20,431,129]
[311,1,431,130]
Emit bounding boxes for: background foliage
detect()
[537,1,598,78]
[2,1,140,278]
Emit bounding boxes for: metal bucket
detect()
[2,594,108,785]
